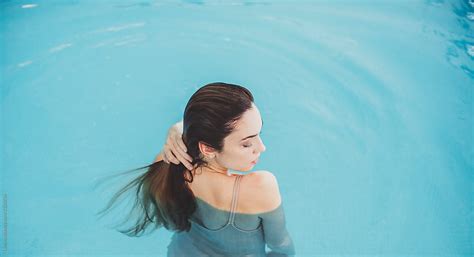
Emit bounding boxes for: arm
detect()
[260,204,296,257]
[255,171,296,256]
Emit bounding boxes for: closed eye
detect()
[242,132,262,148]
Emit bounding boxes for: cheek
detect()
[221,148,253,164]
[221,149,255,172]
[237,147,254,157]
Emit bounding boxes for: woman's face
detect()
[214,103,266,172]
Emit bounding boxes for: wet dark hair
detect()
[95,82,254,236]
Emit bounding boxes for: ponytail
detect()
[95,160,197,236]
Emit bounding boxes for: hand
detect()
[161,122,194,170]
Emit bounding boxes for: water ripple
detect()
[21,3,37,9]
[49,43,73,53]
[95,22,146,33]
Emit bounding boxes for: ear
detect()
[198,141,216,158]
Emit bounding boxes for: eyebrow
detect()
[240,118,264,141]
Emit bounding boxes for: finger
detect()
[172,137,193,162]
[169,140,194,170]
[166,148,193,170]
[176,135,188,153]
[174,150,194,170]
[185,152,193,162]
[183,160,194,171]
[165,148,179,165]
[170,140,190,165]
[162,150,170,163]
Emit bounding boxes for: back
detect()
[188,170,281,215]
[167,171,296,256]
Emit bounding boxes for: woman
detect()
[97,82,296,256]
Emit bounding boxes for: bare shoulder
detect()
[242,170,282,213]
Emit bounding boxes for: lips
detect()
[251,158,259,164]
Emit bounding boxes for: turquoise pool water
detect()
[1,1,472,256]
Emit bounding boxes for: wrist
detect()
[175,120,183,132]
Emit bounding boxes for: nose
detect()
[254,137,266,154]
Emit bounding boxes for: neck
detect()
[199,163,233,176]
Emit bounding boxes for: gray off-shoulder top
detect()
[167,174,296,257]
